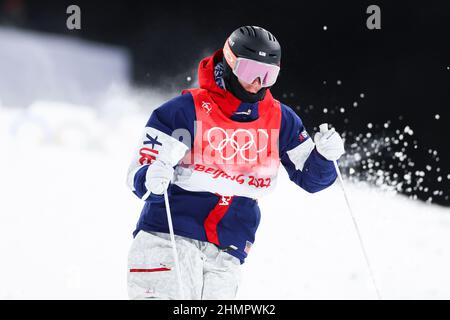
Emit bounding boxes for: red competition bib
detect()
[174,88,282,198]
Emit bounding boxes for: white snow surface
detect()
[0,101,450,300]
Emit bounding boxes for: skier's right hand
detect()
[314,128,345,161]
[145,160,174,195]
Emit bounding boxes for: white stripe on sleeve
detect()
[126,127,189,193]
[285,138,315,171]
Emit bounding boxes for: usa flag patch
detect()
[245,241,253,254]
[299,130,309,142]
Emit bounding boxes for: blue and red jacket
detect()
[126,49,337,263]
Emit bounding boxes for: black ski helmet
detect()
[227,26,281,66]
[222,26,281,103]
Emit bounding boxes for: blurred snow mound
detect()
[0,27,130,107]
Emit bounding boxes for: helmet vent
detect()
[243,45,256,53]
[267,32,277,42]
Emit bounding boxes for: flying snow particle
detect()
[367,123,373,129]
[337,80,342,85]
[360,93,365,98]
[435,114,440,120]
[187,76,192,82]
[353,102,358,107]
[340,107,345,113]
[323,26,328,30]
[404,126,414,135]
[323,108,328,113]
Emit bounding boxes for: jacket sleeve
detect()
[279,104,337,193]
[126,93,196,200]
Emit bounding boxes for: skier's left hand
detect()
[314,128,345,161]
[145,159,174,195]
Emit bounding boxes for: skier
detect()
[126,26,345,299]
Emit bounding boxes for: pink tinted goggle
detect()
[223,40,280,87]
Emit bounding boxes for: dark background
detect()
[1,0,449,205]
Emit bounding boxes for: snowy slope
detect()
[239,169,450,299]
[1,101,450,300]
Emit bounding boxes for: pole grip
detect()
[319,123,329,133]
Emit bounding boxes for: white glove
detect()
[314,128,345,161]
[145,160,174,195]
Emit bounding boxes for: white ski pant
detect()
[127,230,241,300]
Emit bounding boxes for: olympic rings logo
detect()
[206,127,268,162]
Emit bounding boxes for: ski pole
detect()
[319,123,382,300]
[163,189,185,300]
